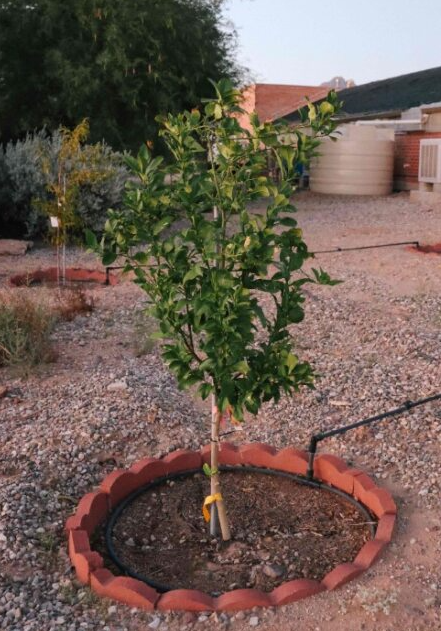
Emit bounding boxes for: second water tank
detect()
[309,125,395,195]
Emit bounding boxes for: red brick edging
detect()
[65,444,396,611]
[9,267,117,286]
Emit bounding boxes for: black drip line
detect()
[104,240,422,284]
[306,393,441,480]
[313,240,419,255]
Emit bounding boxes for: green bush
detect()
[0,129,127,239]
[0,130,50,238]
[73,143,129,235]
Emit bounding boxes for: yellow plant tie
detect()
[202,493,222,522]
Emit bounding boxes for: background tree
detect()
[89,80,341,540]
[0,0,243,152]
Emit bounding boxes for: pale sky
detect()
[224,0,441,87]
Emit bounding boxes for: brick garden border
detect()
[9,267,118,287]
[65,443,396,611]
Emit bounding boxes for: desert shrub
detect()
[0,129,127,239]
[0,292,56,368]
[75,144,129,235]
[0,130,52,238]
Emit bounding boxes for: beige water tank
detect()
[309,125,395,195]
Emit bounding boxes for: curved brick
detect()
[162,450,202,475]
[68,529,90,557]
[313,454,348,488]
[129,458,167,486]
[354,540,386,569]
[73,551,104,585]
[272,447,309,476]
[201,442,244,467]
[157,589,215,611]
[215,588,272,611]
[68,530,103,585]
[239,443,277,468]
[90,570,159,610]
[65,514,82,534]
[322,563,363,590]
[375,513,396,543]
[100,470,138,508]
[90,567,114,591]
[353,473,376,504]
[218,443,243,466]
[200,444,212,464]
[334,468,365,495]
[270,579,324,606]
[362,488,396,517]
[66,491,108,536]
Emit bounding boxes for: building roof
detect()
[238,83,329,129]
[281,65,441,122]
[254,83,329,121]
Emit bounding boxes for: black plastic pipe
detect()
[306,393,441,480]
[313,240,419,255]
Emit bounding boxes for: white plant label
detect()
[50,216,59,228]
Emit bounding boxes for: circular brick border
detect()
[65,443,396,612]
[10,267,117,287]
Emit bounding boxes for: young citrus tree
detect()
[37,119,111,284]
[88,80,341,540]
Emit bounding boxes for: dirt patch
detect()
[412,243,441,254]
[100,470,372,594]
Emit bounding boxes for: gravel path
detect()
[0,192,440,631]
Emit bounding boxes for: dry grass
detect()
[0,286,94,371]
[0,291,56,369]
[53,287,94,321]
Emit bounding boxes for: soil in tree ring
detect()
[99,471,373,594]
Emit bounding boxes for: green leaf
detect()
[278,217,298,228]
[233,360,250,375]
[285,353,298,373]
[183,265,203,284]
[85,229,98,250]
[153,216,172,236]
[102,250,117,266]
[150,330,168,340]
[134,251,149,264]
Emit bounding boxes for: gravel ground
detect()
[0,191,440,631]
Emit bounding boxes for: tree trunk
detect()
[210,396,231,541]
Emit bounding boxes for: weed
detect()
[0,291,56,369]
[355,586,399,617]
[54,286,94,321]
[37,531,58,553]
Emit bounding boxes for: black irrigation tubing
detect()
[313,240,420,255]
[306,393,441,481]
[104,240,422,283]
[105,464,375,595]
